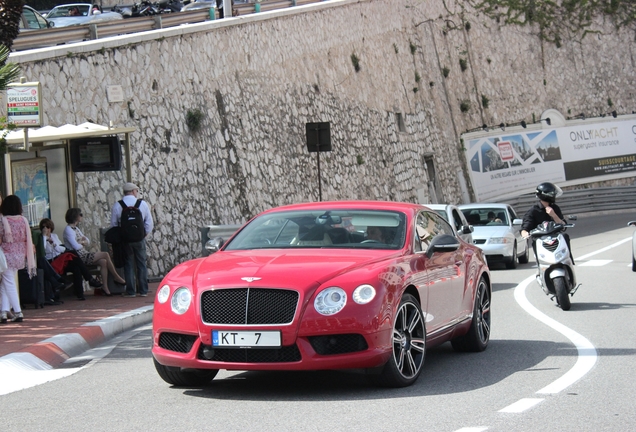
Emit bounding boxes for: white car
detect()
[45,3,123,27]
[425,204,474,244]
[628,221,636,272]
[458,203,529,269]
[19,5,54,31]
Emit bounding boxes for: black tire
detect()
[451,277,490,352]
[153,358,218,386]
[632,254,635,272]
[373,294,426,388]
[554,276,571,311]
[506,242,518,269]
[518,240,530,264]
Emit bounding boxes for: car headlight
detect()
[488,237,510,244]
[314,287,347,315]
[157,285,170,304]
[353,284,376,304]
[171,287,192,315]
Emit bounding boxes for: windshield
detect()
[48,5,90,17]
[225,209,407,250]
[461,208,509,226]
[432,209,448,221]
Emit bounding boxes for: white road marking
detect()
[575,237,631,261]
[469,235,628,426]
[577,259,612,266]
[499,398,544,413]
[454,427,489,432]
[514,275,597,394]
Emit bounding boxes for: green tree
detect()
[0,0,25,50]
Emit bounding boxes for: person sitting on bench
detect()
[37,218,105,300]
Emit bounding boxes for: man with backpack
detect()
[110,183,154,297]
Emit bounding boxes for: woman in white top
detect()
[63,208,126,289]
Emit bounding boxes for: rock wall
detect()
[4,0,636,277]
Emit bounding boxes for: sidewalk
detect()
[0,282,157,370]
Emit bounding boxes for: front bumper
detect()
[473,242,514,262]
[152,328,392,371]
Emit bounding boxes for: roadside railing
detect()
[13,0,324,51]
[497,185,636,216]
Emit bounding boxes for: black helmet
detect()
[535,182,562,203]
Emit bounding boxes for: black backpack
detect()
[119,199,145,242]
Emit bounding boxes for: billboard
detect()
[463,117,636,201]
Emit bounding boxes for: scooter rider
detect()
[521,182,573,265]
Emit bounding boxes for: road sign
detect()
[6,82,42,127]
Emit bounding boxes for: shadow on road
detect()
[175,339,581,401]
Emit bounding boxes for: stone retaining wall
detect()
[4,0,635,277]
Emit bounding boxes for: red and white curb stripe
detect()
[0,306,153,372]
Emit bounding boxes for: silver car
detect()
[45,3,123,27]
[458,203,529,269]
[425,204,474,244]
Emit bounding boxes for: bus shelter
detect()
[0,122,135,228]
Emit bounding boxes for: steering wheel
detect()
[361,239,381,244]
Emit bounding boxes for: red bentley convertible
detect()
[152,201,491,387]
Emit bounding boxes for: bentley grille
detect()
[201,288,299,325]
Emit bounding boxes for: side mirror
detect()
[512,218,522,226]
[205,237,225,254]
[426,234,460,258]
[628,221,636,227]
[461,225,474,234]
[48,21,55,28]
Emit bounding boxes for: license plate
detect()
[212,330,281,348]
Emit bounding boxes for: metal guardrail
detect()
[497,185,636,216]
[13,0,324,51]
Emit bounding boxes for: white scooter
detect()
[529,218,581,311]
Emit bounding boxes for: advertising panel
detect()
[463,117,636,201]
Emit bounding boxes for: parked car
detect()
[152,201,491,388]
[628,220,636,272]
[44,3,123,27]
[425,203,474,244]
[19,5,54,31]
[458,203,529,269]
[181,0,215,12]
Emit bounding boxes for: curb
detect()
[0,305,153,371]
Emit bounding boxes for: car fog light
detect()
[353,284,376,304]
[201,345,215,360]
[157,285,170,304]
[315,287,347,315]
[171,287,192,315]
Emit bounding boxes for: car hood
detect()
[192,249,399,292]
[471,225,513,239]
